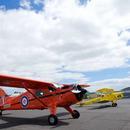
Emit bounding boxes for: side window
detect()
[117,95,121,98]
[35,90,44,98]
[48,87,56,92]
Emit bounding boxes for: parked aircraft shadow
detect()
[0,112,69,129]
[88,104,112,110]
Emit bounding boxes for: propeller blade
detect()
[71,90,81,93]
[79,84,90,88]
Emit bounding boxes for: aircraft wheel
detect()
[0,111,2,116]
[72,110,80,119]
[48,114,58,125]
[112,103,117,107]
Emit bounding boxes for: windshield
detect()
[53,83,63,88]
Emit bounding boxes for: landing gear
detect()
[112,103,117,107]
[71,110,80,119]
[64,106,80,119]
[48,114,58,125]
[0,110,2,116]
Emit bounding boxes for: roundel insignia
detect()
[21,96,29,108]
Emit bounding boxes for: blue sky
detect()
[0,0,130,93]
[0,0,87,11]
[0,0,21,10]
[0,0,44,11]
[85,67,130,82]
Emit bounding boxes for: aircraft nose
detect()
[75,88,87,101]
[81,88,87,95]
[71,84,88,101]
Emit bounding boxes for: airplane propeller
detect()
[71,84,88,100]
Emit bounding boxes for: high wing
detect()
[0,74,56,90]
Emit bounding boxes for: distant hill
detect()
[121,87,130,91]
[121,87,130,98]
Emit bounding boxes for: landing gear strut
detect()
[112,103,117,107]
[65,106,80,119]
[48,114,58,125]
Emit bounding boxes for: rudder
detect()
[0,88,7,106]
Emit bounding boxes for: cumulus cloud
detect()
[42,0,130,72]
[88,77,130,92]
[0,0,130,91]
[34,0,44,5]
[20,0,32,10]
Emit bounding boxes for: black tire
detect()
[48,114,58,125]
[72,110,80,119]
[0,111,2,116]
[112,103,117,107]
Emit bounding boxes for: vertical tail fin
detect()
[0,88,7,106]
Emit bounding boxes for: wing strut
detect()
[22,82,48,108]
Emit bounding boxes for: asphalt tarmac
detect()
[0,99,130,130]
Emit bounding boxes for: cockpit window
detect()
[117,95,121,98]
[53,83,63,88]
[35,90,44,97]
[48,87,56,92]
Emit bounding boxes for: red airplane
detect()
[0,74,89,125]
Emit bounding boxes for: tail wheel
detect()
[72,110,80,119]
[112,103,117,107]
[48,114,58,125]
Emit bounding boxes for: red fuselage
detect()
[1,88,80,110]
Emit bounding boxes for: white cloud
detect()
[88,77,130,92]
[0,5,6,11]
[34,0,44,5]
[0,0,130,90]
[20,0,32,10]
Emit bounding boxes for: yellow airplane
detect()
[78,88,124,107]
